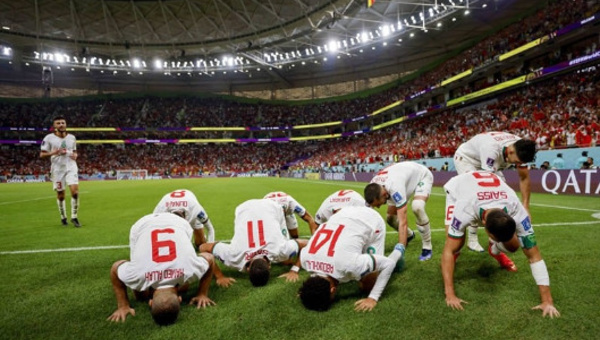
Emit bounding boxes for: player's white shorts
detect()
[453,156,506,181]
[415,170,433,197]
[52,169,79,191]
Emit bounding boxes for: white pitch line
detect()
[2,220,599,256]
[0,191,91,206]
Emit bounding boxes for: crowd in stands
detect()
[1,0,599,178]
[2,66,598,178]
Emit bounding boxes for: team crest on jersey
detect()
[521,216,532,231]
[451,217,462,231]
[392,192,403,203]
[486,157,494,168]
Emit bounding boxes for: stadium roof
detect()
[0,0,546,93]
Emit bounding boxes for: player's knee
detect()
[411,200,429,225]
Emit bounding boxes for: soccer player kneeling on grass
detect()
[200,199,307,287]
[107,212,217,326]
[153,189,217,248]
[298,206,404,312]
[441,171,560,318]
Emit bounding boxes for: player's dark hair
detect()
[52,115,66,122]
[514,139,536,163]
[484,209,516,243]
[298,276,332,311]
[150,292,180,326]
[364,183,382,205]
[248,257,270,287]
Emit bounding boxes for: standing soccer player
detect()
[441,171,559,317]
[39,115,81,227]
[364,161,434,261]
[453,131,536,252]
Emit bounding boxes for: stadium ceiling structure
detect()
[0,0,545,92]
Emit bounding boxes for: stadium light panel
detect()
[154,59,163,69]
[328,40,338,52]
[382,25,390,37]
[464,10,470,15]
[132,59,141,68]
[361,32,369,42]
[55,53,65,63]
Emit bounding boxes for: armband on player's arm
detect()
[531,260,550,286]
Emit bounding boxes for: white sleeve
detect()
[367,255,395,301]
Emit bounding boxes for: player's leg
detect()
[412,198,432,261]
[66,170,81,227]
[53,170,68,225]
[454,158,484,252]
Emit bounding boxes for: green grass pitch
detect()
[1,177,599,340]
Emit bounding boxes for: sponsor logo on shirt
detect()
[392,192,403,203]
[451,217,462,231]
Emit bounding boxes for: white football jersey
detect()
[153,189,209,230]
[454,131,521,172]
[370,162,433,208]
[213,199,299,271]
[40,133,78,171]
[300,206,386,283]
[118,213,209,292]
[263,191,307,217]
[314,190,366,224]
[444,171,532,239]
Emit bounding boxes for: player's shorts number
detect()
[151,228,177,263]
[308,223,345,257]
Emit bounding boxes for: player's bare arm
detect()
[190,253,217,308]
[278,239,308,282]
[301,212,318,234]
[107,260,136,322]
[517,166,531,214]
[441,236,467,310]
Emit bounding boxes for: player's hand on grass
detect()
[190,295,216,309]
[532,302,560,318]
[354,298,377,312]
[446,295,467,310]
[278,271,299,282]
[216,276,236,288]
[107,307,135,322]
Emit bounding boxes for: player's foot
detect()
[61,218,68,226]
[488,245,517,272]
[468,241,485,253]
[419,249,432,261]
[71,218,81,228]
